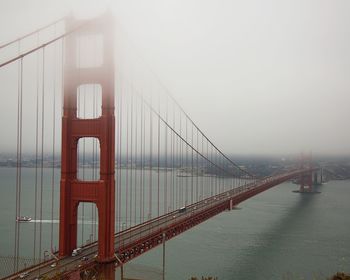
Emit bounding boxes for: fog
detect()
[0,0,349,156]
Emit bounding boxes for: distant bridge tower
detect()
[59,13,115,263]
[299,153,313,192]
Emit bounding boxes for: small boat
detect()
[16,216,32,222]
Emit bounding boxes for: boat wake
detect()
[27,220,98,225]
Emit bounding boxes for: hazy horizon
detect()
[1,0,349,157]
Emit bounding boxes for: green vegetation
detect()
[188,272,350,280]
[330,272,350,280]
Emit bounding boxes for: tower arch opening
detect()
[77,137,100,181]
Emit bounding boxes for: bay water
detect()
[0,167,349,279]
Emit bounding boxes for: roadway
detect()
[5,168,314,280]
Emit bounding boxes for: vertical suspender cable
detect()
[117,76,120,235]
[176,109,179,208]
[14,53,23,272]
[14,44,19,272]
[38,47,45,262]
[50,26,57,253]
[175,113,178,210]
[142,99,146,221]
[191,124,194,204]
[82,86,86,245]
[114,72,120,232]
[196,129,199,202]
[93,41,98,240]
[211,145,213,196]
[207,141,209,198]
[171,104,175,211]
[134,91,138,224]
[215,150,218,194]
[133,91,139,224]
[164,96,168,213]
[125,85,129,228]
[138,93,141,223]
[94,85,99,239]
[91,87,96,240]
[172,104,175,210]
[58,37,64,250]
[149,93,153,219]
[115,75,120,235]
[33,34,40,264]
[157,95,160,218]
[179,113,182,206]
[17,56,23,271]
[215,147,217,194]
[93,86,97,242]
[185,118,188,205]
[201,134,204,200]
[213,147,215,195]
[219,155,222,192]
[130,91,133,226]
[118,74,123,238]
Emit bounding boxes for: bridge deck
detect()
[4,168,315,280]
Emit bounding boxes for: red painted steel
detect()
[6,168,317,279]
[59,14,116,263]
[115,168,317,265]
[299,153,313,192]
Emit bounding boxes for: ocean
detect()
[0,167,349,279]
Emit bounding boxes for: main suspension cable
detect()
[0,19,93,69]
[0,16,65,50]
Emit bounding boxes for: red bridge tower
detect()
[299,153,313,192]
[59,14,115,263]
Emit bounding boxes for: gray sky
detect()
[0,0,349,156]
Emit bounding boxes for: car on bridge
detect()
[72,247,82,256]
[19,272,29,279]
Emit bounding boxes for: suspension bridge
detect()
[0,13,318,280]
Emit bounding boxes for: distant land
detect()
[1,153,349,181]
